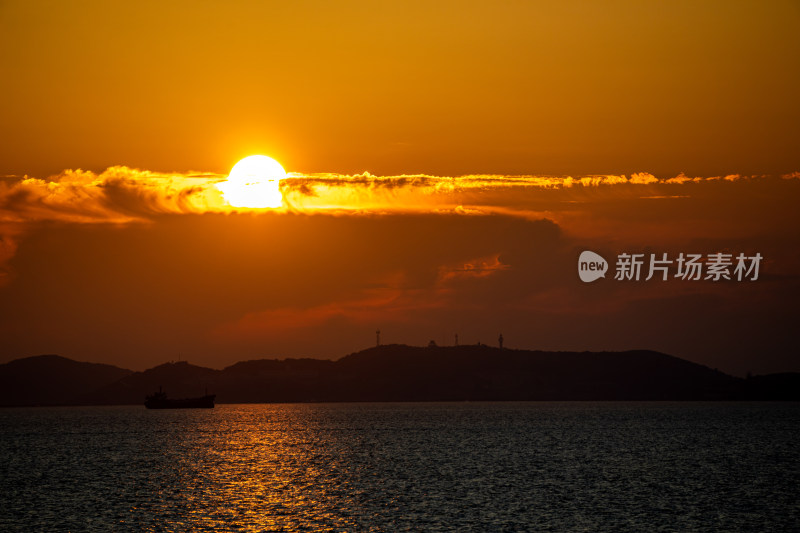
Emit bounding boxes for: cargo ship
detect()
[144,387,215,409]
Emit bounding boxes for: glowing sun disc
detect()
[217,155,286,208]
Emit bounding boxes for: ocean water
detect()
[1,403,798,532]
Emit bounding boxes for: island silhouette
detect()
[1,344,797,406]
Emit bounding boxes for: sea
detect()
[1,402,798,532]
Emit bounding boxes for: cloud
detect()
[279,171,793,214]
[1,166,798,287]
[437,254,510,283]
[0,166,232,282]
[209,287,449,342]
[0,166,228,225]
[4,167,794,227]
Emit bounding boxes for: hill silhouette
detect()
[1,345,797,406]
[0,355,132,406]
[330,345,740,401]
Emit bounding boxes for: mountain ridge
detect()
[1,345,797,406]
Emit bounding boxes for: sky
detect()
[1,0,798,374]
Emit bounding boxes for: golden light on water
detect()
[217,155,285,208]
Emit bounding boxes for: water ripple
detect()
[1,402,798,531]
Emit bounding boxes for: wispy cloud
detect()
[437,254,510,283]
[279,171,785,213]
[2,167,790,225]
[210,287,449,342]
[0,166,228,225]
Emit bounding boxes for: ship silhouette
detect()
[144,386,215,409]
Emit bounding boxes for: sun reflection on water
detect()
[2,403,798,532]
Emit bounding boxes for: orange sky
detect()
[2,1,799,178]
[1,1,798,374]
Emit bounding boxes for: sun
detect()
[217,155,286,208]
